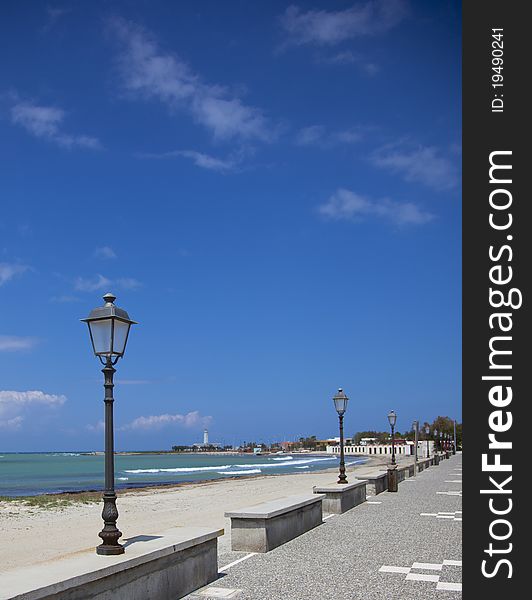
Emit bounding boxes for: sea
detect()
[0,452,368,497]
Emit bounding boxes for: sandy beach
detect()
[0,455,399,572]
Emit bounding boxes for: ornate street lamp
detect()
[425,425,430,458]
[412,420,419,476]
[82,293,137,555]
[333,388,349,484]
[387,410,397,466]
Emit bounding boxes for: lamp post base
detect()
[387,464,398,492]
[97,543,125,556]
[97,493,124,555]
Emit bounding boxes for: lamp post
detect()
[333,388,349,484]
[453,420,457,454]
[388,410,397,466]
[425,425,430,458]
[387,410,398,492]
[412,420,419,477]
[82,293,137,555]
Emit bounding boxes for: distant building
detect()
[359,437,378,445]
[203,429,209,445]
[327,439,415,457]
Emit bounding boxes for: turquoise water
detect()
[0,452,367,496]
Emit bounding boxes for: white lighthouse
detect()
[203,429,209,446]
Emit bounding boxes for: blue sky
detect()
[0,0,461,451]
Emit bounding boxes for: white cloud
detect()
[177,150,239,172]
[10,102,101,149]
[280,0,408,46]
[74,274,141,292]
[371,142,459,190]
[318,188,434,226]
[109,18,275,142]
[94,246,117,259]
[86,420,105,433]
[0,335,38,352]
[295,125,325,146]
[295,125,362,147]
[139,149,240,173]
[0,262,28,286]
[0,390,67,429]
[74,274,112,292]
[119,411,212,432]
[0,416,24,431]
[318,51,380,75]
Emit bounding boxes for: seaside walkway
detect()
[185,453,462,600]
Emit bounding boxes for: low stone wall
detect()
[313,480,367,514]
[225,494,324,553]
[397,465,413,481]
[1,527,223,600]
[417,458,431,472]
[365,472,388,495]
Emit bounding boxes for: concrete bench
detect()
[313,480,367,514]
[225,493,324,553]
[0,527,223,600]
[364,472,388,496]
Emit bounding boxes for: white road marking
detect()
[437,582,462,591]
[219,553,257,572]
[367,501,382,504]
[406,573,440,582]
[443,560,462,566]
[412,562,443,571]
[197,588,241,598]
[445,480,462,483]
[379,565,411,574]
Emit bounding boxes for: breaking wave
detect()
[217,469,262,475]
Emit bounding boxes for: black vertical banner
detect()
[463,1,530,596]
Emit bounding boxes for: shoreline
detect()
[0,450,341,499]
[0,454,391,502]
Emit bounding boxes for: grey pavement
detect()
[184,453,462,600]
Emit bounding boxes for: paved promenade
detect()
[185,453,462,600]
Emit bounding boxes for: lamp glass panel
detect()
[388,411,397,427]
[112,319,131,355]
[88,319,113,355]
[333,397,348,415]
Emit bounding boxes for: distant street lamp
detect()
[387,410,397,466]
[82,293,137,555]
[333,388,349,484]
[425,425,430,458]
[412,420,419,476]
